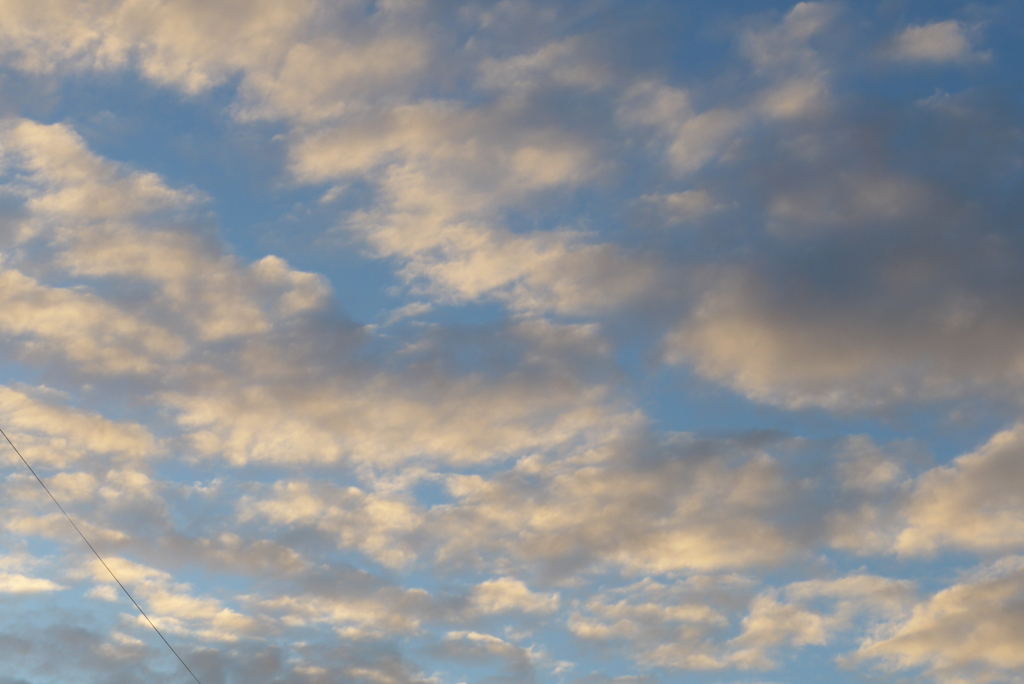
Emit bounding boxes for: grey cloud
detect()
[569,676,656,684]
[665,86,1024,409]
[0,622,180,684]
[290,640,438,684]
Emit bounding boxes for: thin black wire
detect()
[0,426,203,684]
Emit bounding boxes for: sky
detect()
[0,0,1022,683]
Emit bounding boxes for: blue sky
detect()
[1,1,1023,682]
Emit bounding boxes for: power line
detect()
[0,426,204,684]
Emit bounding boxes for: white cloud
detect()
[384,301,433,325]
[854,557,1024,683]
[1,119,331,352]
[2,117,638,483]
[290,100,655,315]
[835,436,906,494]
[741,2,836,120]
[0,266,187,374]
[1,0,656,319]
[240,480,422,569]
[828,426,1024,558]
[2,118,199,221]
[890,21,988,64]
[234,32,431,123]
[81,556,262,642]
[730,575,914,669]
[0,571,64,593]
[895,424,1024,555]
[757,76,828,119]
[0,385,155,466]
[470,577,559,615]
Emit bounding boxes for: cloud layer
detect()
[1,1,1022,683]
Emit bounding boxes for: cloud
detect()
[741,2,837,119]
[0,385,155,467]
[383,301,433,326]
[0,2,1021,683]
[828,425,1024,558]
[894,424,1024,555]
[0,572,64,593]
[637,190,719,226]
[294,102,656,315]
[663,89,1024,410]
[568,572,913,672]
[1,118,199,221]
[243,561,451,641]
[570,676,655,684]
[853,557,1024,683]
[7,121,624,474]
[1,119,330,362]
[235,33,430,124]
[239,480,423,569]
[433,631,539,683]
[741,2,840,73]
[0,266,187,374]
[0,0,318,94]
[2,115,637,477]
[889,21,988,64]
[477,37,610,93]
[729,574,914,669]
[619,82,745,176]
[568,576,733,670]
[237,429,813,582]
[166,356,628,466]
[470,577,559,615]
[80,556,262,642]
[430,433,799,576]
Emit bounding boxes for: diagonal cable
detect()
[1,426,203,684]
